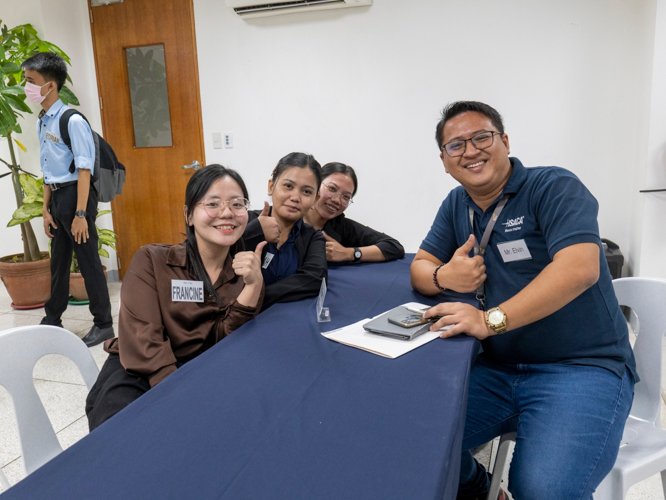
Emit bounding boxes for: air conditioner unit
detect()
[226,0,372,19]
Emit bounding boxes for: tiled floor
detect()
[0,281,665,498]
[0,281,120,488]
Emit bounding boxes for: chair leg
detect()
[660,469,666,498]
[593,471,626,500]
[487,432,516,500]
[0,468,10,492]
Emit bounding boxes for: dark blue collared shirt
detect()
[420,157,637,383]
[262,219,302,285]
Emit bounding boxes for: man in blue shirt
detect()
[22,52,113,347]
[411,101,636,499]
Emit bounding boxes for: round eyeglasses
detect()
[199,198,249,217]
[321,182,353,206]
[441,131,500,157]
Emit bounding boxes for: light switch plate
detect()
[212,132,222,149]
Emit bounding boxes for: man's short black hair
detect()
[21,52,67,91]
[435,101,505,150]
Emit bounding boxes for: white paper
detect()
[321,302,452,359]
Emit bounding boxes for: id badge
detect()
[171,279,204,302]
[262,252,274,269]
[496,239,532,263]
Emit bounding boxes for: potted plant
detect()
[7,173,117,304]
[69,209,117,303]
[0,21,79,307]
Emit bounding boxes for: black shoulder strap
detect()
[59,109,91,174]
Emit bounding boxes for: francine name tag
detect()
[171,279,204,302]
[497,239,532,263]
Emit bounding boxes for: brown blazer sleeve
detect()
[118,247,178,387]
[211,298,262,343]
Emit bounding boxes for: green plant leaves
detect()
[97,209,113,218]
[59,85,79,106]
[19,173,43,198]
[8,201,41,226]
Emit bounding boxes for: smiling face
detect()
[186,176,249,252]
[440,111,512,202]
[268,166,318,225]
[314,173,355,221]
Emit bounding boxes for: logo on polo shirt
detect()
[45,131,60,144]
[502,216,524,233]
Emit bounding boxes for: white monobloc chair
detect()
[594,277,666,499]
[487,277,666,500]
[0,325,99,489]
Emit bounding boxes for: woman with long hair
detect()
[304,162,404,263]
[86,165,265,430]
[243,152,327,310]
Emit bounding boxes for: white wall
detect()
[1,0,661,277]
[637,0,666,278]
[193,0,657,275]
[0,0,116,274]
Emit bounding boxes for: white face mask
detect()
[24,81,53,104]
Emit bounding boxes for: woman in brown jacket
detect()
[86,165,266,430]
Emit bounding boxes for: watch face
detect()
[354,250,362,259]
[488,309,504,325]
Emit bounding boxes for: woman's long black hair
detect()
[184,164,249,307]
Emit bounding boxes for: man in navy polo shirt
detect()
[411,101,636,499]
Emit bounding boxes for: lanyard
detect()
[468,194,510,310]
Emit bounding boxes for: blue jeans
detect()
[458,356,634,500]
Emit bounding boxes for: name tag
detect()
[497,239,532,263]
[45,131,60,144]
[171,279,204,302]
[262,252,274,269]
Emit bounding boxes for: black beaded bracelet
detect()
[433,264,445,291]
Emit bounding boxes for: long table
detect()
[2,257,479,500]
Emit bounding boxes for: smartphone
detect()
[388,314,432,329]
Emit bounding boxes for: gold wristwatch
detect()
[485,307,507,335]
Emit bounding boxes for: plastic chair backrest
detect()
[613,277,666,427]
[0,325,99,475]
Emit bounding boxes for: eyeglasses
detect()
[441,131,500,157]
[321,182,353,206]
[199,197,249,217]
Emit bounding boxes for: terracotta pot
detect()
[69,266,108,302]
[0,253,51,308]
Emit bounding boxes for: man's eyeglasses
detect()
[322,182,353,206]
[199,198,249,217]
[441,131,500,157]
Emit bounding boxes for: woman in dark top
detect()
[304,162,405,263]
[243,152,327,311]
[86,165,265,430]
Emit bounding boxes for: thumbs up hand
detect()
[257,202,282,244]
[322,231,351,262]
[233,240,267,285]
[438,235,486,293]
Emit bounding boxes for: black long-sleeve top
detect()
[322,213,405,262]
[244,209,327,311]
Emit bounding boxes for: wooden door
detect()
[89,0,205,279]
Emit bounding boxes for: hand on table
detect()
[257,201,281,244]
[439,235,486,293]
[322,232,352,262]
[71,216,89,244]
[233,241,267,285]
[423,302,493,339]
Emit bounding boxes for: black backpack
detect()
[59,109,126,203]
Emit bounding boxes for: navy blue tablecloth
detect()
[2,257,479,500]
